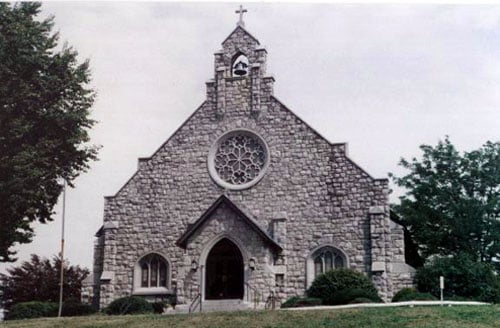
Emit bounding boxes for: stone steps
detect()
[164,299,263,314]
[201,300,255,312]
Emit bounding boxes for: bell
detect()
[233,61,248,76]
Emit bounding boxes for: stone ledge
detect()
[103,221,119,230]
[100,271,114,282]
[371,261,386,272]
[369,206,385,215]
[132,287,173,296]
[272,265,286,274]
[273,211,287,220]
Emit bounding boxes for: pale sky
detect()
[1,2,499,274]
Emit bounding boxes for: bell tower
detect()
[205,8,275,120]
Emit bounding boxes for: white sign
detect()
[440,276,444,289]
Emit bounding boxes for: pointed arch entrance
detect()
[205,238,244,299]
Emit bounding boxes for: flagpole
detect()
[58,180,66,318]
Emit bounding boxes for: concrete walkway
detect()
[281,300,491,311]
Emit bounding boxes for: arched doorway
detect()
[205,238,244,299]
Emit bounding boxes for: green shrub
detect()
[6,301,58,320]
[328,288,382,305]
[447,295,475,302]
[307,268,381,305]
[410,293,436,301]
[152,302,165,314]
[349,297,377,304]
[105,296,153,315]
[415,254,500,303]
[166,294,177,308]
[281,296,322,308]
[61,301,97,316]
[392,288,417,302]
[392,288,436,302]
[6,301,97,319]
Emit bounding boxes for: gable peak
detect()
[222,25,260,47]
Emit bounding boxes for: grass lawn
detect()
[1,305,498,328]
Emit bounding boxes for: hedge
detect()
[281,296,322,308]
[392,288,436,302]
[307,268,381,305]
[105,296,154,315]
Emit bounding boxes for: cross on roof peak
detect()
[235,5,247,27]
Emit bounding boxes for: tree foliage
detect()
[0,2,98,261]
[415,254,500,303]
[390,137,500,269]
[1,254,89,310]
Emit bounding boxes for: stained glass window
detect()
[209,130,269,190]
[138,254,168,288]
[313,247,345,277]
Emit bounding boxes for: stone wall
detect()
[93,25,411,307]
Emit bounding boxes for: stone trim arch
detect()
[132,251,172,296]
[198,233,250,300]
[305,244,349,288]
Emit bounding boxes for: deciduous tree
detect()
[390,137,500,270]
[1,254,89,309]
[0,2,98,261]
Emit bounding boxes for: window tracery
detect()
[208,130,269,190]
[139,253,168,288]
[313,247,345,278]
[214,134,266,185]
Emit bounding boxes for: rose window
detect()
[208,130,269,190]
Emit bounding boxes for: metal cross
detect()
[235,5,247,27]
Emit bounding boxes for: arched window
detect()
[139,254,168,288]
[312,247,346,278]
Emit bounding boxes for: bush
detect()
[307,268,381,305]
[6,301,58,320]
[165,294,177,309]
[328,288,382,305]
[447,295,475,302]
[105,296,153,315]
[415,254,500,303]
[349,297,377,304]
[392,288,436,302]
[5,300,96,319]
[281,296,322,308]
[152,302,165,314]
[392,288,417,302]
[61,301,97,316]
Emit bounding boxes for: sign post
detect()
[439,276,444,305]
[58,180,66,317]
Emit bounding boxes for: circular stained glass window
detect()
[208,130,269,190]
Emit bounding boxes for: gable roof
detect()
[176,194,282,252]
[105,26,386,201]
[222,25,260,46]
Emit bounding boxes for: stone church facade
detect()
[91,22,414,309]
